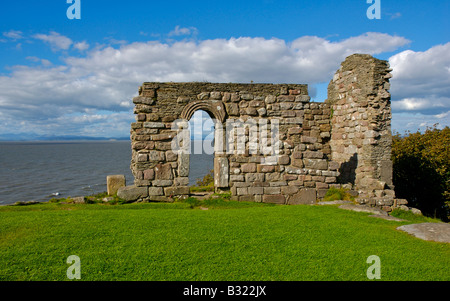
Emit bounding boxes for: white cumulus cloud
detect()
[389,42,450,115]
[3,30,23,40]
[168,25,199,37]
[33,31,73,51]
[74,41,90,52]
[0,32,414,137]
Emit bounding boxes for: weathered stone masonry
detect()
[124,54,407,211]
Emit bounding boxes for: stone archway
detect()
[180,100,226,123]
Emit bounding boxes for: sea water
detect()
[0,140,213,205]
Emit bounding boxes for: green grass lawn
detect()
[0,197,449,281]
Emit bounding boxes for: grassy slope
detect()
[0,201,449,281]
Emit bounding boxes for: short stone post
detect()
[107,175,126,195]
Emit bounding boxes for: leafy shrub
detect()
[321,187,354,202]
[195,169,214,187]
[190,169,215,192]
[392,126,449,221]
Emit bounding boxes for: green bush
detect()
[392,126,449,221]
[321,187,354,202]
[190,169,215,192]
[195,169,214,187]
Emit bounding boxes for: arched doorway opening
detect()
[188,110,215,190]
[179,100,229,195]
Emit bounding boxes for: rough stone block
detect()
[380,160,393,186]
[136,113,146,121]
[165,151,178,162]
[71,196,85,204]
[281,186,299,195]
[295,95,310,103]
[241,163,257,173]
[231,93,241,102]
[226,103,239,116]
[248,187,264,195]
[304,159,328,170]
[133,96,155,105]
[257,108,267,116]
[148,195,168,202]
[292,151,302,159]
[264,187,281,195]
[317,189,329,199]
[263,194,286,204]
[291,158,303,168]
[230,175,244,182]
[148,187,163,196]
[107,175,126,196]
[153,180,173,187]
[155,163,173,180]
[285,166,304,175]
[214,157,229,188]
[325,177,337,183]
[245,173,264,182]
[197,92,210,100]
[278,155,290,165]
[149,150,165,161]
[155,142,172,151]
[143,169,155,180]
[301,136,317,144]
[137,153,148,162]
[117,185,148,202]
[289,188,317,205]
[328,161,340,171]
[164,186,190,196]
[265,95,276,104]
[178,153,190,177]
[285,117,304,124]
[257,165,275,173]
[284,174,298,181]
[316,182,329,189]
[237,187,248,195]
[144,122,165,129]
[269,181,287,187]
[277,95,295,102]
[152,133,176,141]
[241,93,254,100]
[288,127,302,135]
[245,107,258,116]
[210,91,222,100]
[303,151,323,159]
[174,177,190,186]
[239,195,256,202]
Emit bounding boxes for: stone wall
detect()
[123,53,406,211]
[326,54,403,210]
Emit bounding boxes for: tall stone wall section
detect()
[123,53,405,211]
[327,54,402,210]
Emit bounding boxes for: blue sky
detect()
[0,0,449,139]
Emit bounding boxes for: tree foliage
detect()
[392,126,449,221]
[195,169,214,187]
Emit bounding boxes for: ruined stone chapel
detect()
[121,54,406,212]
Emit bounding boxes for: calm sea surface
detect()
[0,141,213,205]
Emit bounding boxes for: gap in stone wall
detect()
[189,110,215,187]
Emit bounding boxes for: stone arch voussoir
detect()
[180,100,227,123]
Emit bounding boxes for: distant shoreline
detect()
[0,140,130,144]
[0,138,214,143]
